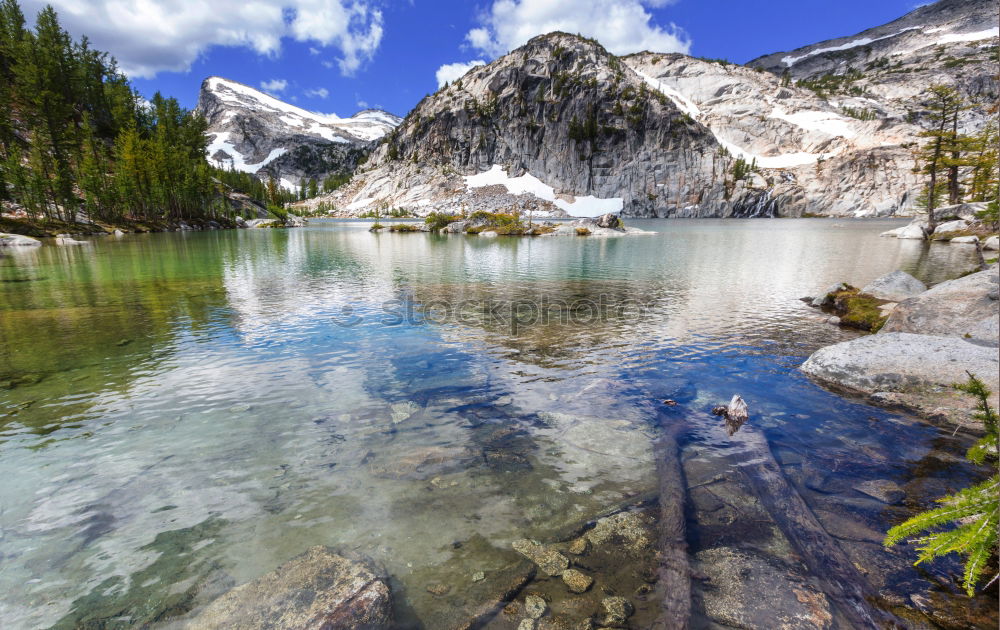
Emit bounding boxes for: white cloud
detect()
[260,78,288,93]
[357,99,369,108]
[20,0,383,78]
[305,87,330,98]
[435,60,486,88]
[463,0,690,58]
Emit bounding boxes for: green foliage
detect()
[0,1,226,224]
[731,157,758,181]
[976,200,999,231]
[840,106,877,121]
[424,212,461,231]
[387,223,422,232]
[266,204,287,221]
[885,374,999,596]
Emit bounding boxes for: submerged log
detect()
[712,399,904,628]
[652,419,691,629]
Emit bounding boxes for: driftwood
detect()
[712,394,748,436]
[652,419,691,629]
[713,399,904,628]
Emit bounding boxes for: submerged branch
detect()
[652,418,691,629]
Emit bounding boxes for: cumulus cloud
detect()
[464,0,690,58]
[435,60,487,88]
[260,78,288,93]
[305,87,330,98]
[19,0,383,78]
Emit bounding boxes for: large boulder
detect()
[187,546,392,630]
[949,235,979,245]
[895,223,927,239]
[801,332,999,399]
[860,271,926,302]
[0,233,41,247]
[880,269,999,343]
[933,219,970,234]
[595,213,623,230]
[984,236,999,251]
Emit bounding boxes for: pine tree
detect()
[885,373,999,596]
[915,85,965,233]
[307,177,318,199]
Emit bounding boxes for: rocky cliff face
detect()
[302,33,754,218]
[295,0,996,219]
[196,77,401,190]
[750,0,998,129]
[622,53,924,217]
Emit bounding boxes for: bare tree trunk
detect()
[725,418,904,628]
[652,420,690,629]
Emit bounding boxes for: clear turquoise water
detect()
[0,219,992,628]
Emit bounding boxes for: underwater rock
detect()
[694,547,832,629]
[854,479,905,504]
[525,594,548,618]
[446,557,536,630]
[513,539,570,576]
[390,400,422,424]
[187,546,392,630]
[561,569,593,594]
[567,537,588,555]
[584,510,654,555]
[600,596,633,626]
[367,444,480,480]
[518,619,536,630]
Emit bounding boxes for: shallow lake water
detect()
[0,219,994,629]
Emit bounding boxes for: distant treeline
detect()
[0,0,238,225]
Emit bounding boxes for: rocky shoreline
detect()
[0,214,307,248]
[800,265,999,428]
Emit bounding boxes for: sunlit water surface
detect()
[0,219,993,628]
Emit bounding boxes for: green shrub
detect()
[424,213,462,231]
[885,374,998,596]
[388,224,422,232]
[267,204,288,221]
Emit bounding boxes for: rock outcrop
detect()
[750,0,998,131]
[187,546,392,630]
[0,233,41,247]
[801,266,1000,426]
[860,270,927,302]
[879,268,999,342]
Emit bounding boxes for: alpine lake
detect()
[0,218,995,629]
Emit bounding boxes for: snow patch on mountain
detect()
[934,27,999,44]
[206,132,287,173]
[781,27,922,66]
[465,165,623,217]
[634,71,701,118]
[768,108,856,139]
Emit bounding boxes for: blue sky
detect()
[22,0,926,117]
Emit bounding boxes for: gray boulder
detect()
[933,219,970,234]
[801,332,999,397]
[187,546,392,630]
[0,233,41,247]
[984,235,999,251]
[949,235,979,245]
[285,214,306,227]
[860,271,926,302]
[895,223,927,239]
[442,220,468,233]
[235,216,248,228]
[880,268,999,342]
[595,213,623,229]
